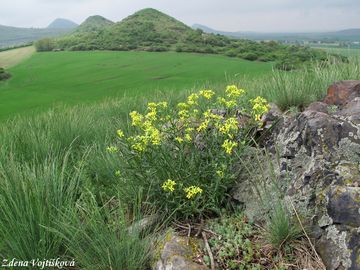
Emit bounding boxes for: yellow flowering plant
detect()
[108,85,269,220]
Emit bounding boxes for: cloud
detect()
[0,0,359,31]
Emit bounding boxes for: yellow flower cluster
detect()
[203,110,222,121]
[222,139,238,154]
[161,180,203,200]
[226,85,246,98]
[106,146,118,153]
[217,97,237,109]
[127,102,166,152]
[184,186,203,199]
[129,111,143,127]
[114,86,268,158]
[162,179,176,192]
[250,96,270,122]
[117,129,124,138]
[187,93,199,106]
[199,89,215,99]
[218,117,238,136]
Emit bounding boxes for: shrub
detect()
[240,52,259,61]
[107,86,270,221]
[35,38,55,52]
[0,67,11,81]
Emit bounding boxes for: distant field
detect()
[0,51,272,120]
[0,46,35,68]
[314,47,360,57]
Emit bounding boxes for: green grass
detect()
[0,56,358,267]
[314,47,360,57]
[0,50,272,121]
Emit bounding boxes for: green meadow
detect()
[315,46,360,57]
[0,51,272,120]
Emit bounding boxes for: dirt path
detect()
[0,46,35,68]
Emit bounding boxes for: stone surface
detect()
[152,231,208,270]
[323,80,360,106]
[234,81,360,270]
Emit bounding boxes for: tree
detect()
[35,38,55,52]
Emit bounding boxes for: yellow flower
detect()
[178,109,190,120]
[184,186,203,199]
[203,110,222,121]
[222,139,238,154]
[144,126,161,145]
[148,101,167,110]
[184,133,192,142]
[216,170,224,178]
[197,119,210,132]
[177,102,189,110]
[199,89,215,99]
[147,102,157,110]
[129,111,144,127]
[106,146,118,153]
[129,135,148,152]
[175,137,184,143]
[219,117,238,135]
[226,85,246,98]
[162,179,176,192]
[250,96,269,121]
[117,129,125,138]
[187,93,199,106]
[217,97,237,109]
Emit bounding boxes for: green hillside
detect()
[0,25,72,48]
[50,8,334,70]
[0,50,272,120]
[75,15,114,33]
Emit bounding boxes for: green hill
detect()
[75,15,114,33]
[50,8,341,70]
[47,18,78,29]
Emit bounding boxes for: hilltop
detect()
[49,8,339,70]
[55,8,195,51]
[75,15,114,33]
[47,18,78,29]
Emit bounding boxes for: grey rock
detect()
[152,231,208,270]
[234,81,360,269]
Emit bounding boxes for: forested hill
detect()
[41,8,344,70]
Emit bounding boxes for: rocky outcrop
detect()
[236,81,360,270]
[152,230,208,270]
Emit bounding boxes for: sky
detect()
[1,0,360,32]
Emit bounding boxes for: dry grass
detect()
[0,46,35,68]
